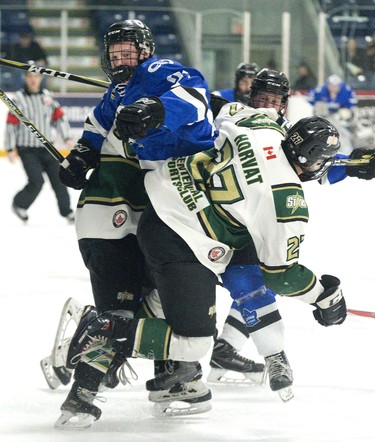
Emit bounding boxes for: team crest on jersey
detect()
[112,210,127,228]
[287,192,307,214]
[208,247,225,261]
[242,308,260,327]
[272,184,309,223]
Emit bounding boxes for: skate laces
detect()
[77,386,106,405]
[69,335,108,366]
[118,360,138,385]
[214,341,254,364]
[263,352,291,383]
[165,360,176,375]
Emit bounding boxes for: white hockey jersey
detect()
[145,103,325,302]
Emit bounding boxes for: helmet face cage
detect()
[249,68,290,113]
[101,20,155,84]
[282,116,340,181]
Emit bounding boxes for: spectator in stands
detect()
[362,39,375,87]
[6,31,48,89]
[7,31,47,66]
[345,38,364,77]
[307,74,358,153]
[293,61,317,91]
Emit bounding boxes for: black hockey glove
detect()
[115,97,165,140]
[346,148,375,180]
[313,275,347,327]
[59,143,100,190]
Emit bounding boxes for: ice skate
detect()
[146,361,212,416]
[55,381,103,429]
[264,350,294,402]
[207,339,265,385]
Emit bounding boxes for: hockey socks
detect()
[132,318,172,359]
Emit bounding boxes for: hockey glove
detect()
[59,143,100,190]
[313,275,347,327]
[346,148,375,180]
[115,97,165,140]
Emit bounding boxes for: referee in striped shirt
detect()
[5,71,75,222]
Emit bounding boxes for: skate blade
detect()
[154,400,212,416]
[54,410,96,430]
[52,297,84,367]
[277,386,294,402]
[40,356,61,390]
[207,368,263,385]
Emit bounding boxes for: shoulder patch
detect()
[272,183,309,223]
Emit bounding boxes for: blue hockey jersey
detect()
[79,57,217,167]
[212,88,235,102]
[307,82,357,114]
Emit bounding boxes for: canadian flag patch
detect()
[263,146,276,160]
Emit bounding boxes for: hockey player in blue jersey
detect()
[52,22,375,426]
[307,74,357,115]
[307,75,373,182]
[307,74,358,153]
[212,62,260,104]
[55,19,218,428]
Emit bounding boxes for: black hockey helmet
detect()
[101,19,155,84]
[282,116,340,181]
[235,62,260,84]
[249,68,290,113]
[235,62,260,103]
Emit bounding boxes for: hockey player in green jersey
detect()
[64,107,347,424]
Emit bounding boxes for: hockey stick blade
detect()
[348,308,375,318]
[0,57,109,89]
[0,88,64,163]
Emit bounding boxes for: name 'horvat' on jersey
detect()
[234,134,263,185]
[168,157,204,210]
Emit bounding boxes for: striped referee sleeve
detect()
[4,89,72,149]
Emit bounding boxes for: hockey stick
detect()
[348,308,375,318]
[0,57,109,89]
[0,87,64,163]
[333,157,371,167]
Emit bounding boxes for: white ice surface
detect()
[0,158,374,442]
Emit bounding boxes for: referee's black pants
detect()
[14,147,72,216]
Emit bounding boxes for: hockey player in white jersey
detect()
[207,69,375,389]
[64,109,347,426]
[50,19,218,428]
[208,68,292,387]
